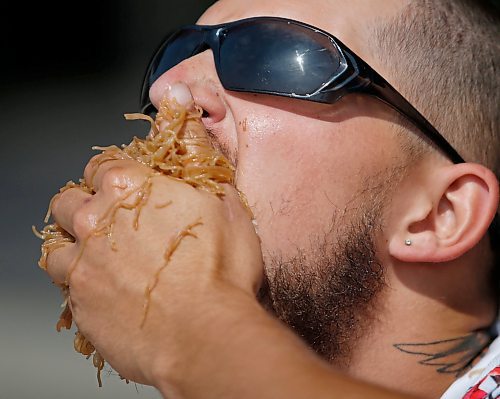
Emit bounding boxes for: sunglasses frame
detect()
[141,16,465,163]
[140,16,500,246]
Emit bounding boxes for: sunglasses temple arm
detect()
[361,77,465,164]
[361,77,500,246]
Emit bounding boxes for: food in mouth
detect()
[34,94,236,386]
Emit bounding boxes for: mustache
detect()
[205,126,238,168]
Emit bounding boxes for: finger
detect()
[83,153,123,191]
[84,158,150,194]
[83,153,109,191]
[83,150,142,191]
[45,241,77,285]
[161,83,208,141]
[51,187,93,238]
[84,83,200,191]
[166,82,195,109]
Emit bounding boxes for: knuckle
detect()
[87,153,103,168]
[101,167,127,190]
[50,192,63,218]
[72,207,93,238]
[83,154,104,182]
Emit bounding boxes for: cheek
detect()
[235,112,367,256]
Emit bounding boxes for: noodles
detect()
[140,219,203,328]
[34,94,235,386]
[121,100,234,195]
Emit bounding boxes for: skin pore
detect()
[148,0,499,396]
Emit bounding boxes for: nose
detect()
[148,51,227,124]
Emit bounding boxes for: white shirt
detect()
[441,321,500,399]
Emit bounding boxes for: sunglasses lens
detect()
[219,21,345,96]
[148,29,203,86]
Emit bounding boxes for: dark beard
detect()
[257,208,386,367]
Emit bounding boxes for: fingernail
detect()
[164,82,194,108]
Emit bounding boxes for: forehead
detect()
[199,0,407,67]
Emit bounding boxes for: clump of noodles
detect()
[93,97,234,195]
[34,95,235,386]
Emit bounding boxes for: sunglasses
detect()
[140,16,465,163]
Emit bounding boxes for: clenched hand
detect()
[44,84,263,387]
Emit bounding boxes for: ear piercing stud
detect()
[404,239,412,246]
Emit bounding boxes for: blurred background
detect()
[0,1,214,398]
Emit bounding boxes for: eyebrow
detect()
[205,126,238,168]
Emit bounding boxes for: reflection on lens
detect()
[220,20,345,96]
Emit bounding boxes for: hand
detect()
[43,86,420,399]
[44,88,263,387]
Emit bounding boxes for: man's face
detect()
[149,0,407,363]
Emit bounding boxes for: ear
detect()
[388,163,499,263]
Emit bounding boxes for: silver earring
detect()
[404,239,412,246]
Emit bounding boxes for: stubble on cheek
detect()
[256,183,391,367]
[205,126,238,167]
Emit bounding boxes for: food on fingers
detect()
[34,84,237,386]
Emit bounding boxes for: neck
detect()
[344,258,497,398]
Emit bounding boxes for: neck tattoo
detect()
[394,329,494,376]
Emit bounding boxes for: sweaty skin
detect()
[42,0,499,397]
[45,83,264,386]
[38,83,242,384]
[44,83,418,399]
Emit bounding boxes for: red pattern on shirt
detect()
[462,367,500,399]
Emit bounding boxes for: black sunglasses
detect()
[141,16,465,163]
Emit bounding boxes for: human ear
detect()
[388,163,499,263]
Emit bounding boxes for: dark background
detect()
[0,1,214,398]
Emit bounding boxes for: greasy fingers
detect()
[45,241,77,285]
[84,158,151,194]
[165,82,195,109]
[51,188,93,238]
[35,83,260,386]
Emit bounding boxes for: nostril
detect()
[201,109,209,118]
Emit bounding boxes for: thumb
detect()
[161,82,209,141]
[165,82,196,110]
[158,82,235,193]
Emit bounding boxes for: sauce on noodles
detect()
[34,95,235,386]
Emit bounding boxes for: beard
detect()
[257,202,386,368]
